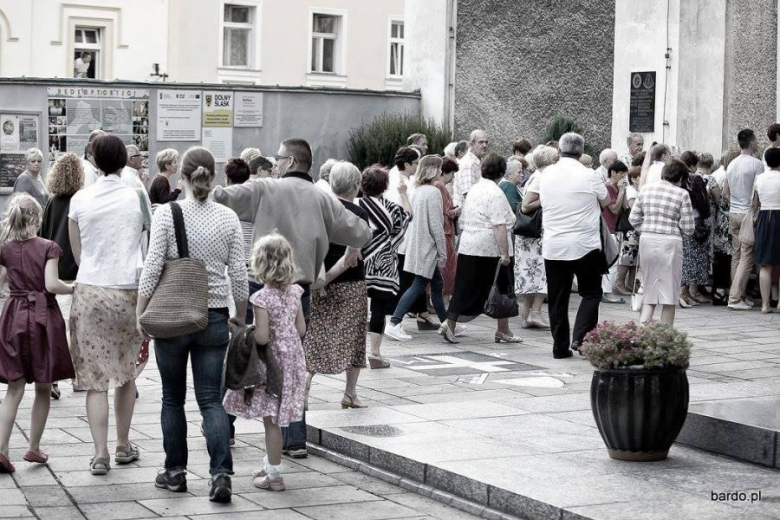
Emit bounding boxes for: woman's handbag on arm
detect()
[139,202,209,338]
[483,261,519,319]
[513,199,542,238]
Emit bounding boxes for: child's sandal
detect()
[90,456,110,475]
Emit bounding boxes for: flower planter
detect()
[590,366,689,461]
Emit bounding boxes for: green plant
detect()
[539,112,595,157]
[580,321,692,370]
[347,113,452,169]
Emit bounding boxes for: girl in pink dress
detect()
[0,194,75,473]
[223,233,306,492]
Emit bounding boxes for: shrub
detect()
[347,113,452,169]
[539,112,595,157]
[580,321,692,370]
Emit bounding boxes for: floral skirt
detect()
[619,230,639,267]
[682,235,710,285]
[514,236,547,294]
[304,280,367,374]
[69,284,140,392]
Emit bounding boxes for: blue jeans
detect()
[245,279,264,324]
[282,284,310,451]
[391,268,446,325]
[155,309,233,475]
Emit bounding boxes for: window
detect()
[389,20,404,77]
[73,27,101,79]
[311,13,341,74]
[223,3,255,67]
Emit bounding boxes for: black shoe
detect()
[416,317,440,331]
[51,383,61,400]
[553,350,574,359]
[570,342,584,356]
[155,470,187,492]
[209,474,232,503]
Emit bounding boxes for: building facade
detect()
[405,0,780,157]
[0,0,405,90]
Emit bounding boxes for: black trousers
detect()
[544,249,603,354]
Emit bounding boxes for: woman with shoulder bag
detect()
[136,147,248,503]
[514,146,558,329]
[679,152,712,307]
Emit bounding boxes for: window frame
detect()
[307,7,348,77]
[387,17,404,79]
[73,25,103,79]
[219,0,261,71]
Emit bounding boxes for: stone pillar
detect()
[722,0,777,150]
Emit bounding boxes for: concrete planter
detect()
[590,366,689,461]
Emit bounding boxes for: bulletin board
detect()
[0,110,41,193]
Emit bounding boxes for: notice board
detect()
[629,71,656,133]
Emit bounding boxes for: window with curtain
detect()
[389,21,404,77]
[311,13,340,74]
[223,4,255,67]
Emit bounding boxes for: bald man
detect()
[453,129,489,209]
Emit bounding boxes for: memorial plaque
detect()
[629,71,655,133]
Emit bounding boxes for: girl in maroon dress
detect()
[0,193,75,473]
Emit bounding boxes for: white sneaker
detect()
[742,299,756,308]
[728,301,752,311]
[384,323,412,341]
[454,324,468,337]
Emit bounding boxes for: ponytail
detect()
[190,165,212,201]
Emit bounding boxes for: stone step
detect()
[676,396,780,468]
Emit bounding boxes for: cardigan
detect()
[359,196,410,295]
[40,195,78,280]
[402,184,447,279]
[212,170,373,285]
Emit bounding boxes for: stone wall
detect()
[723,0,777,150]
[453,0,615,154]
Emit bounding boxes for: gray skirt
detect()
[639,233,682,306]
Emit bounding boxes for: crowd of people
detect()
[1,120,779,501]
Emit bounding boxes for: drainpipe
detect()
[444,0,457,134]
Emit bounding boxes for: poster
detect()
[0,153,26,191]
[47,87,149,161]
[201,127,233,163]
[1,115,19,152]
[234,92,263,127]
[202,91,233,127]
[18,116,38,150]
[157,90,202,141]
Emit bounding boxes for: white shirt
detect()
[81,158,99,187]
[539,157,608,261]
[386,170,417,254]
[453,150,481,209]
[68,174,144,288]
[594,165,609,183]
[314,178,334,197]
[74,58,90,78]
[458,178,515,258]
[646,161,665,185]
[121,166,145,190]
[727,154,765,214]
[754,170,780,210]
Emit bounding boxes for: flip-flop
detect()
[601,297,626,304]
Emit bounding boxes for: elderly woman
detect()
[444,153,519,343]
[137,147,247,501]
[67,135,146,476]
[239,147,262,164]
[385,155,454,342]
[515,146,557,329]
[614,164,642,294]
[13,148,49,207]
[499,157,524,216]
[435,157,460,298]
[149,148,181,206]
[315,158,337,195]
[679,152,712,307]
[304,162,370,407]
[359,166,410,368]
[629,159,695,325]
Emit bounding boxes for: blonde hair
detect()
[0,193,42,243]
[25,148,43,163]
[532,146,559,170]
[251,233,296,288]
[156,148,179,173]
[47,152,83,196]
[415,155,443,186]
[329,161,361,195]
[240,147,262,163]
[180,147,215,201]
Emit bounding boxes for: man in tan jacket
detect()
[213,137,372,458]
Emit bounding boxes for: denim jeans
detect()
[245,279,264,324]
[391,268,446,325]
[282,284,311,451]
[155,309,233,476]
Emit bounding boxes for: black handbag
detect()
[616,207,634,233]
[483,261,519,319]
[692,217,709,244]
[513,199,542,238]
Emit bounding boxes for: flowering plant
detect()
[580,321,691,370]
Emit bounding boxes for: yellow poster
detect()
[202,91,234,127]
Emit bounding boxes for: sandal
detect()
[23,450,49,464]
[90,456,110,475]
[601,296,626,304]
[341,393,367,409]
[368,355,390,369]
[115,442,140,465]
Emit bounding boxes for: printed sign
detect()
[629,71,656,133]
[0,115,19,152]
[202,91,234,127]
[0,153,26,190]
[201,127,233,163]
[157,90,202,141]
[234,92,263,127]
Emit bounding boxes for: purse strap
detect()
[493,259,502,285]
[169,202,189,259]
